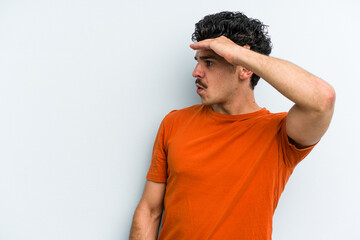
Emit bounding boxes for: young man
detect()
[129,11,335,240]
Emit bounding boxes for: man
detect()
[129,11,335,240]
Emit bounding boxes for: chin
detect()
[200,98,216,106]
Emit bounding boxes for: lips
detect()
[196,84,206,95]
[196,83,205,89]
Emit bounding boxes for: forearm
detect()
[129,206,162,240]
[235,47,335,112]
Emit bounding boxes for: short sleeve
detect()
[146,111,176,183]
[278,113,319,169]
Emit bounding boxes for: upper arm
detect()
[286,99,335,148]
[137,180,166,216]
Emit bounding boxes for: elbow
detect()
[136,202,163,220]
[317,84,336,113]
[149,206,164,220]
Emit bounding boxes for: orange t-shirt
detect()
[146,104,317,240]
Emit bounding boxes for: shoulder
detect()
[255,109,288,125]
[265,111,287,122]
[241,110,289,137]
[158,104,202,134]
[163,104,203,121]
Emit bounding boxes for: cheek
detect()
[214,77,234,92]
[208,70,237,94]
[210,82,230,100]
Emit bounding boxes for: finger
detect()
[189,43,210,50]
[189,39,212,50]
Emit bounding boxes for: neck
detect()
[210,89,262,115]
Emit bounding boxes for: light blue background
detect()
[0,0,358,239]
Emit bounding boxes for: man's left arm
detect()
[190,36,336,148]
[235,43,335,148]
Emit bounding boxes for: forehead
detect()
[194,49,221,60]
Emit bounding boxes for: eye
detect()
[205,61,213,67]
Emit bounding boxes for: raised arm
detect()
[129,180,166,240]
[190,36,335,148]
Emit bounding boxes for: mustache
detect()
[195,79,207,88]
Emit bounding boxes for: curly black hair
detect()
[191,11,272,89]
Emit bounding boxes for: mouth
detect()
[196,83,205,89]
[196,84,205,94]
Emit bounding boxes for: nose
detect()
[192,63,204,78]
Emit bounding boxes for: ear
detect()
[236,44,253,81]
[236,65,253,80]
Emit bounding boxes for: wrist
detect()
[233,45,251,66]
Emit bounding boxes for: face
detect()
[193,49,240,106]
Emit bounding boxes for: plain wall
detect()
[0,0,359,239]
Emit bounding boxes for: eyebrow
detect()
[194,55,217,61]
